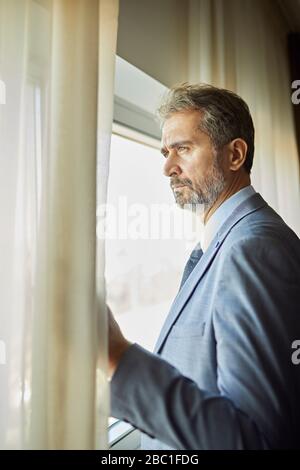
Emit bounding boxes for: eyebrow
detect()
[160,140,193,156]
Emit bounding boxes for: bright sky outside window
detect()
[104,133,201,351]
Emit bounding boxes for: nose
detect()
[163,151,182,177]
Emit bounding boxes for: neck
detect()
[203,172,251,225]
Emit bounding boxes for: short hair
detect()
[158,83,255,174]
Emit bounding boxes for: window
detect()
[105,128,201,448]
[104,130,200,351]
[106,57,202,449]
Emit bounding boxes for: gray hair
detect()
[158,83,255,174]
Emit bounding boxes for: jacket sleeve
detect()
[110,236,299,449]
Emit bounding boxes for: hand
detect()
[107,305,132,379]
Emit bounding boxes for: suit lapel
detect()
[153,193,267,354]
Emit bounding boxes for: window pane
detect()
[104,133,200,351]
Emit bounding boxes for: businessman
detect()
[108,84,300,449]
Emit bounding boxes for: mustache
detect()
[170,177,193,189]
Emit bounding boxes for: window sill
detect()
[109,420,141,450]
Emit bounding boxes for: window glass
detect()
[103,133,201,351]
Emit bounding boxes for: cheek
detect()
[181,147,215,183]
[192,147,214,170]
[188,158,211,183]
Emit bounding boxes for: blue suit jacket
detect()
[110,192,300,449]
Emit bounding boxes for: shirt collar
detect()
[200,185,256,253]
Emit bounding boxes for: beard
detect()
[170,153,227,213]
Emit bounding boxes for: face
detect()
[161,110,227,212]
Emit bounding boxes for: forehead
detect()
[161,110,203,146]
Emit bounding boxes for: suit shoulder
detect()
[224,205,300,252]
[218,207,300,278]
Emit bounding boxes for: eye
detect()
[178,146,188,152]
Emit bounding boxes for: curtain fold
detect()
[0,0,119,449]
[188,0,300,235]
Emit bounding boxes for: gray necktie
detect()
[179,242,203,290]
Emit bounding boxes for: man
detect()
[108,84,300,449]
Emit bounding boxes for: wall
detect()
[117,0,188,87]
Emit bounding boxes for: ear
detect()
[228,138,248,172]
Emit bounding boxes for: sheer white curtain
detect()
[0,0,118,449]
[188,0,300,235]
